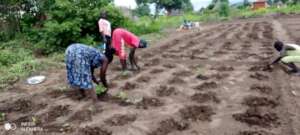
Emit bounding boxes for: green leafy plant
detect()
[95,84,106,95]
[116,91,128,100]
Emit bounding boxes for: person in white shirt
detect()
[98,11,113,62]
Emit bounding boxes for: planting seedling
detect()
[95,84,107,95]
[0,112,5,121]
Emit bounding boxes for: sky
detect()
[114,0,256,11]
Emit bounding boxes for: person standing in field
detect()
[111,28,148,71]
[65,43,110,102]
[98,11,114,62]
[268,41,300,75]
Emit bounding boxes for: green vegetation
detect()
[95,84,107,95]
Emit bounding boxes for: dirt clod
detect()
[233,108,280,128]
[238,130,275,135]
[163,63,177,69]
[168,77,185,84]
[39,105,70,124]
[191,92,220,103]
[194,82,218,91]
[156,85,177,97]
[250,84,273,94]
[136,76,151,83]
[196,74,209,80]
[81,126,112,135]
[250,73,269,81]
[242,96,279,108]
[173,70,193,77]
[122,82,138,90]
[179,105,215,121]
[211,66,234,71]
[105,114,137,126]
[136,97,164,109]
[149,118,189,135]
[149,68,164,74]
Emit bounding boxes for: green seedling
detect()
[0,112,5,121]
[116,91,128,100]
[32,116,37,124]
[95,84,106,95]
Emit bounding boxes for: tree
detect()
[134,3,151,16]
[243,0,250,7]
[148,0,193,16]
[218,0,230,17]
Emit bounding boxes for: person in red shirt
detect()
[111,28,148,71]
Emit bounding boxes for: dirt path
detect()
[0,15,300,135]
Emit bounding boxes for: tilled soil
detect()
[1,15,300,135]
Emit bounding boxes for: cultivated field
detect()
[1,14,300,135]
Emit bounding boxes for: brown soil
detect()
[191,92,221,103]
[39,105,70,124]
[148,118,189,135]
[179,105,215,121]
[210,73,230,80]
[156,85,177,97]
[136,76,151,83]
[194,81,218,91]
[121,82,138,90]
[233,108,280,128]
[144,58,160,67]
[172,70,193,77]
[162,63,177,69]
[196,74,210,80]
[81,126,112,135]
[168,76,185,84]
[136,97,164,109]
[249,72,269,81]
[105,114,137,126]
[242,96,279,108]
[211,65,234,71]
[238,130,276,135]
[68,108,100,123]
[250,84,273,94]
[149,68,164,74]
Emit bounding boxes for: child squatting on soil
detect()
[268,41,300,75]
[111,28,148,71]
[65,43,112,102]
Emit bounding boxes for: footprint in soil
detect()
[105,114,137,126]
[39,105,70,124]
[136,76,151,83]
[249,72,269,81]
[0,98,46,113]
[149,68,164,74]
[232,107,280,128]
[194,82,218,91]
[242,96,279,108]
[168,76,185,84]
[136,97,164,109]
[250,84,273,94]
[148,118,189,135]
[163,63,177,69]
[156,85,177,97]
[80,126,112,135]
[209,73,230,80]
[211,66,234,72]
[144,58,160,67]
[238,130,276,135]
[172,70,193,77]
[121,82,139,90]
[191,92,220,103]
[179,105,215,121]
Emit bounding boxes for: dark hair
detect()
[138,39,148,48]
[105,47,115,63]
[274,41,284,52]
[100,11,107,19]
